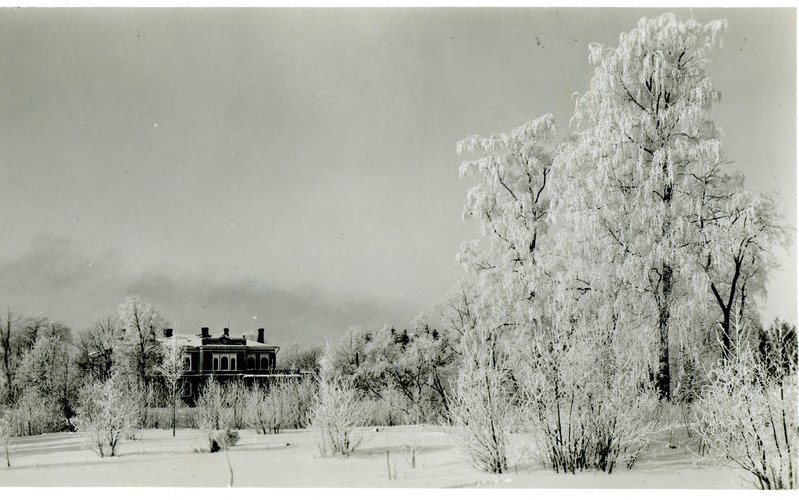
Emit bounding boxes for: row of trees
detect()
[0,296,169,437]
[443,13,796,487]
[323,317,459,424]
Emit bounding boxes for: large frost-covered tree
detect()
[117,296,164,389]
[13,327,81,430]
[552,15,732,399]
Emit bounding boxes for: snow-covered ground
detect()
[0,425,750,488]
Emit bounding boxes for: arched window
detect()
[183,356,191,371]
[230,357,236,371]
[247,356,255,370]
[221,357,228,371]
[213,358,219,371]
[260,357,268,370]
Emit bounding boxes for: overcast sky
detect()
[0,8,795,346]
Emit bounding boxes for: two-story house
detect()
[161,326,287,399]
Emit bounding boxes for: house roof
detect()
[159,333,279,349]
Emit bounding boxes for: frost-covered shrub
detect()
[283,378,317,429]
[312,376,368,456]
[245,385,287,435]
[223,379,248,430]
[245,379,317,434]
[583,376,661,472]
[11,389,61,436]
[195,378,236,452]
[312,351,369,457]
[449,328,515,474]
[696,322,797,490]
[75,375,140,457]
[515,312,661,474]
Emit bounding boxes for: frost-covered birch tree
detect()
[457,113,557,315]
[552,15,731,400]
[454,114,559,471]
[455,112,559,378]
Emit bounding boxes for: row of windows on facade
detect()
[183,354,273,372]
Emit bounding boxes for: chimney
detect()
[223,327,229,337]
[257,328,265,344]
[164,328,173,338]
[201,327,209,338]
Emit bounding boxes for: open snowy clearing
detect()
[0,425,750,488]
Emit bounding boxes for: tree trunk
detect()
[1,312,12,397]
[656,265,673,401]
[720,309,732,360]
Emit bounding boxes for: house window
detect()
[212,353,239,371]
[247,356,255,370]
[184,356,191,371]
[260,356,268,370]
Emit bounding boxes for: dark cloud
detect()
[0,233,410,347]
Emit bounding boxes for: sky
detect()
[0,8,795,347]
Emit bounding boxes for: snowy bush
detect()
[449,328,515,474]
[283,377,317,429]
[11,388,61,436]
[0,413,14,467]
[195,378,237,452]
[312,376,369,456]
[583,376,661,472]
[137,382,164,430]
[245,384,289,435]
[75,375,140,457]
[696,321,797,489]
[312,350,369,457]
[223,379,248,430]
[515,312,662,474]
